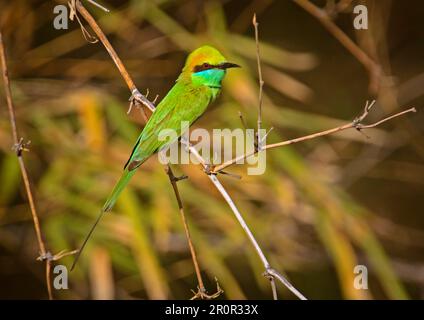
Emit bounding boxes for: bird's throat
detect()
[191,68,226,89]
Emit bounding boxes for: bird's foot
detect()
[127,88,155,114]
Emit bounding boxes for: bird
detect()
[71,45,240,270]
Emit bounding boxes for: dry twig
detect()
[181,140,308,300]
[165,165,223,300]
[71,0,417,300]
[211,101,416,174]
[252,13,277,299]
[72,0,153,113]
[0,32,76,300]
[73,1,418,300]
[73,0,219,298]
[293,0,381,93]
[72,0,307,299]
[0,31,54,298]
[253,14,264,151]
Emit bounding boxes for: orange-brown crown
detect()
[182,45,227,73]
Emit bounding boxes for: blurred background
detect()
[0,0,423,299]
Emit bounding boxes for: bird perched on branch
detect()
[72,45,240,269]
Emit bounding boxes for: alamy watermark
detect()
[53,5,68,30]
[353,5,368,30]
[53,264,68,290]
[157,122,267,175]
[353,264,368,290]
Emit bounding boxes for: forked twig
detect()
[211,101,416,174]
[182,141,307,300]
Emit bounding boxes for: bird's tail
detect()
[71,169,136,270]
[102,169,137,212]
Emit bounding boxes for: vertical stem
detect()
[17,157,47,256]
[0,31,52,300]
[46,260,53,300]
[165,165,205,293]
[270,278,278,300]
[253,14,264,149]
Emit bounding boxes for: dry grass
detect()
[0,0,423,299]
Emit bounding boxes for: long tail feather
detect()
[71,169,136,270]
[102,169,136,212]
[71,209,105,271]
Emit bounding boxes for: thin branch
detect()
[293,0,381,93]
[165,165,222,300]
[71,0,417,301]
[270,278,278,300]
[253,13,264,150]
[182,141,307,299]
[253,14,277,298]
[266,268,307,300]
[210,175,269,267]
[86,0,110,12]
[73,0,221,298]
[212,101,416,174]
[0,32,48,299]
[357,108,416,129]
[73,0,154,113]
[1,31,77,301]
[72,1,307,300]
[0,31,52,299]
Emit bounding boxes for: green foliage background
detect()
[0,0,423,299]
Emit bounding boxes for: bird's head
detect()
[180,45,240,88]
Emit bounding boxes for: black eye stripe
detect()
[193,63,216,72]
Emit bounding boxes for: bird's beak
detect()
[218,62,241,69]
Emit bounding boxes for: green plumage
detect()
[103,78,218,211]
[72,45,239,269]
[102,45,236,212]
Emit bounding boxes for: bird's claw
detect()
[128,89,154,114]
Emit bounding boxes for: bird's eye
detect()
[193,63,212,73]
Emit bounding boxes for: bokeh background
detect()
[0,0,423,299]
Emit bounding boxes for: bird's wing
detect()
[125,83,212,171]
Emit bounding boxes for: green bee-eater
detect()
[72,45,240,269]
